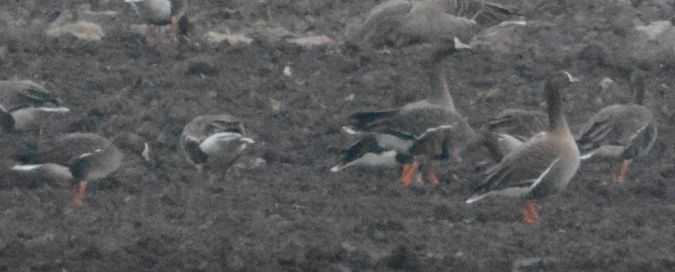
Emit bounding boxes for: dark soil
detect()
[1,0,674,271]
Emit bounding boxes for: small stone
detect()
[269,97,282,111]
[46,21,105,41]
[207,30,253,46]
[283,65,292,77]
[599,77,615,90]
[287,35,335,48]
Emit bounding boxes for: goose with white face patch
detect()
[466,71,581,225]
[575,70,657,184]
[11,133,123,206]
[180,114,254,174]
[336,40,480,186]
[0,80,69,132]
[124,0,188,42]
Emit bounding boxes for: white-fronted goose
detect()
[576,71,657,183]
[11,133,123,206]
[466,71,580,225]
[354,0,516,47]
[180,114,254,173]
[124,0,188,42]
[336,40,479,185]
[0,80,69,132]
[482,108,548,161]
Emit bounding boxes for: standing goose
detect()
[353,0,516,48]
[576,71,657,183]
[466,71,580,225]
[337,40,478,185]
[124,0,188,42]
[11,133,123,206]
[180,114,254,173]
[482,108,548,161]
[0,80,69,132]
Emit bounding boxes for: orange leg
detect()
[522,200,539,225]
[615,160,630,184]
[73,181,88,206]
[401,161,420,187]
[170,16,178,42]
[425,166,439,186]
[146,25,157,43]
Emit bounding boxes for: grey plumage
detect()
[467,71,580,204]
[12,133,123,184]
[482,108,548,161]
[353,0,517,47]
[180,114,254,171]
[576,71,657,163]
[0,80,69,132]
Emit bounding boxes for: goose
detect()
[466,71,580,225]
[0,80,69,132]
[482,108,548,161]
[575,71,657,183]
[124,0,188,42]
[336,39,479,186]
[11,133,123,206]
[353,0,516,48]
[180,114,254,173]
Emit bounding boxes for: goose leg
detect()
[401,161,420,187]
[146,25,157,43]
[616,160,630,184]
[73,181,88,206]
[170,16,178,42]
[425,165,439,186]
[522,200,539,225]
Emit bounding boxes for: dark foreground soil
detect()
[1,0,675,271]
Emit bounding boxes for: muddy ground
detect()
[1,0,675,271]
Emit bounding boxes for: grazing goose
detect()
[0,80,69,132]
[575,71,657,183]
[482,108,548,161]
[337,40,478,185]
[180,114,254,173]
[11,133,123,206]
[466,71,580,225]
[124,0,188,42]
[353,0,516,48]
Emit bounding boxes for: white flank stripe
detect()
[240,137,255,144]
[418,125,454,139]
[11,164,42,171]
[528,157,561,190]
[341,126,362,135]
[37,107,70,113]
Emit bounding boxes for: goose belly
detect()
[344,150,399,169]
[375,134,413,152]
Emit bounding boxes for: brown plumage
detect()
[576,71,657,183]
[11,133,123,205]
[482,108,548,161]
[467,71,580,225]
[0,80,69,132]
[353,0,517,47]
[338,40,478,185]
